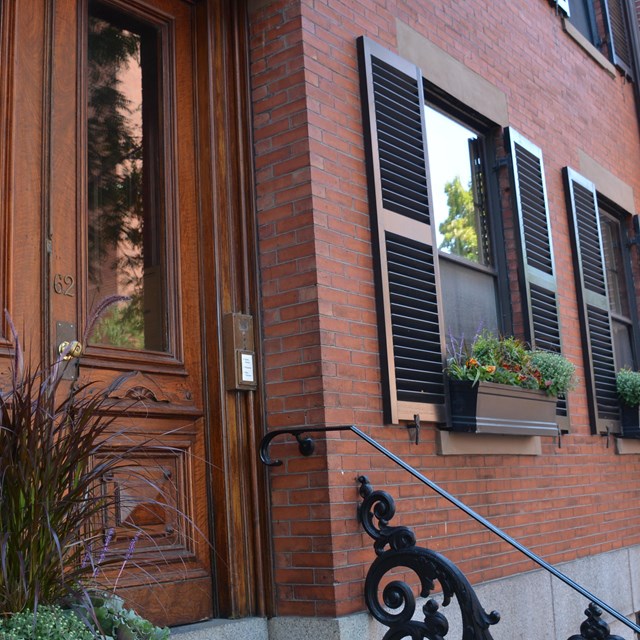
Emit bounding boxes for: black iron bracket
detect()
[259,425,355,466]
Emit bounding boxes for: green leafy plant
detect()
[530,350,576,398]
[90,296,144,350]
[447,331,575,397]
[81,593,169,640]
[616,368,640,407]
[0,605,93,640]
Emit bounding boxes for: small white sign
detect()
[241,352,255,383]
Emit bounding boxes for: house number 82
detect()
[53,274,75,297]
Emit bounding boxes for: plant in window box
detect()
[446,332,575,436]
[616,368,640,437]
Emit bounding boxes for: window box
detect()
[448,380,558,436]
[620,404,640,438]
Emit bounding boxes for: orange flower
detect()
[484,365,496,374]
[466,358,479,367]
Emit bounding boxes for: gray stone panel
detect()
[167,546,640,639]
[550,550,634,640]
[630,545,640,613]
[171,618,268,640]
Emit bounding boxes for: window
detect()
[600,205,636,371]
[566,0,636,76]
[564,168,640,433]
[554,0,572,15]
[357,36,562,425]
[567,0,600,45]
[424,105,501,342]
[87,2,168,352]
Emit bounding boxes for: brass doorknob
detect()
[58,340,83,360]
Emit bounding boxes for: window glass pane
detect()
[439,256,499,341]
[424,106,490,266]
[601,216,629,317]
[87,5,167,352]
[568,0,597,44]
[612,318,634,369]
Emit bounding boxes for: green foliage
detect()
[447,331,575,397]
[90,296,144,350]
[530,350,576,398]
[0,605,93,640]
[438,176,479,261]
[447,332,539,389]
[616,368,640,407]
[88,594,170,640]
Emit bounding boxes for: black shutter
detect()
[604,0,634,76]
[357,36,446,425]
[507,130,561,353]
[564,168,619,433]
[506,129,567,419]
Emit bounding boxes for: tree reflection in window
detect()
[425,106,490,267]
[87,5,166,352]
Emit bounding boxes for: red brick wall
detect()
[250,0,640,618]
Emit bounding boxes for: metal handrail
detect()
[260,424,640,635]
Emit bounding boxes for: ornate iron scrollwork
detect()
[358,476,500,640]
[567,603,626,640]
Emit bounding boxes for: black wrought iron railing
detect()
[260,425,640,640]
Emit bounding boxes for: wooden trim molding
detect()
[193,0,272,618]
[0,1,15,345]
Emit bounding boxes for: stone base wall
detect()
[172,545,640,640]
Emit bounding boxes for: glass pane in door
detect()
[87,3,167,352]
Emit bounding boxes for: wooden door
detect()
[13,0,214,626]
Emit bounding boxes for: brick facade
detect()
[250,0,640,625]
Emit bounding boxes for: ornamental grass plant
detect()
[0,305,171,638]
[0,320,129,613]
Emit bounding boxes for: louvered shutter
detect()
[357,36,446,425]
[564,168,619,433]
[506,129,567,420]
[604,0,634,76]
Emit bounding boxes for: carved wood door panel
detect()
[47,0,213,625]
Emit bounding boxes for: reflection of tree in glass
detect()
[87,17,144,349]
[438,176,479,261]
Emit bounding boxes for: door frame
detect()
[192,0,273,618]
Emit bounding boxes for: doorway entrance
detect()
[2,0,266,626]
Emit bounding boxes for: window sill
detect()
[437,430,542,456]
[562,18,617,78]
[615,437,640,455]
